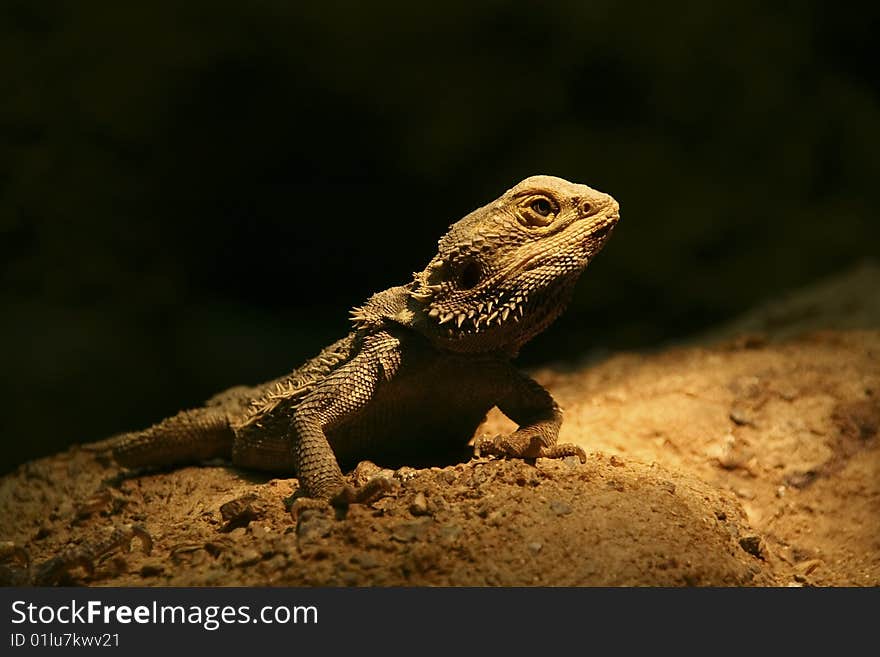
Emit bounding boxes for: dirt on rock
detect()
[1,328,876,587]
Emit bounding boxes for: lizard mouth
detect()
[590,212,619,238]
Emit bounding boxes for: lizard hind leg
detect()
[112,408,234,469]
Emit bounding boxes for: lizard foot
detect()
[289,477,395,522]
[474,434,587,463]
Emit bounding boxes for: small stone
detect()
[409,492,429,516]
[563,455,582,469]
[776,485,787,498]
[606,479,625,492]
[786,470,818,489]
[33,525,52,541]
[710,434,746,469]
[733,487,755,500]
[349,460,383,485]
[609,455,625,467]
[140,564,164,578]
[236,550,261,567]
[219,494,261,532]
[527,542,543,555]
[549,500,573,516]
[394,466,419,484]
[203,541,225,557]
[350,553,379,569]
[796,559,822,576]
[739,535,765,559]
[729,406,755,426]
[250,524,271,540]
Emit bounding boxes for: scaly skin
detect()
[113,175,620,503]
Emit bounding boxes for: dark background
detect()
[2,1,878,473]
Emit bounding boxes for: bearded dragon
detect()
[112,175,620,505]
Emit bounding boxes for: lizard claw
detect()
[474,434,586,463]
[290,477,395,522]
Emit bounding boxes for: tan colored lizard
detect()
[112,175,620,506]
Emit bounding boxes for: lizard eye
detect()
[531,198,552,216]
[518,194,558,227]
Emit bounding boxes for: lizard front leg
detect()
[475,368,586,463]
[290,331,402,502]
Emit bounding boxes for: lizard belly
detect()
[326,355,499,469]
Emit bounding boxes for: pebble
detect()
[729,406,755,426]
[732,487,756,500]
[549,500,573,516]
[409,492,429,516]
[738,535,765,559]
[139,564,165,578]
[236,549,261,567]
[350,553,379,569]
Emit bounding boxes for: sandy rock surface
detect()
[2,328,876,586]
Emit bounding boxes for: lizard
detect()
[111,175,620,508]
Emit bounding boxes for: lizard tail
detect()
[112,407,234,469]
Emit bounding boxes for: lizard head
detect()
[408,175,620,353]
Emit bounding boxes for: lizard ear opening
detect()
[457,259,481,290]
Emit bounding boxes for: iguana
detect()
[112,175,620,506]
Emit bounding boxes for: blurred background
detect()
[2,1,878,472]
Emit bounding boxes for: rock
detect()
[409,492,429,516]
[140,564,165,578]
[729,405,756,426]
[219,494,262,532]
[390,518,432,543]
[350,553,379,569]
[296,511,332,543]
[549,500,573,516]
[236,550,261,567]
[739,535,765,559]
